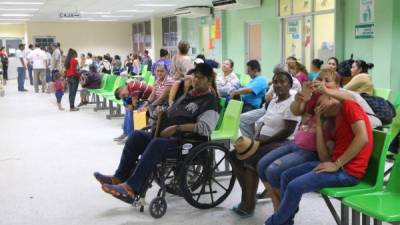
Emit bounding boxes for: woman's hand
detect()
[312,80,328,94]
[313,162,340,174]
[296,82,313,102]
[160,125,177,138]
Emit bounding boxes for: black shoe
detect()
[256,189,270,200]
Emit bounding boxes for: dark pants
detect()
[242,103,258,113]
[389,132,399,154]
[28,64,33,85]
[17,67,25,91]
[114,130,180,192]
[265,161,359,225]
[2,65,8,80]
[68,77,79,109]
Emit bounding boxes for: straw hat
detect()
[234,136,260,160]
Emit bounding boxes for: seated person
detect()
[343,60,374,95]
[240,64,300,139]
[94,63,219,202]
[230,60,268,113]
[264,90,373,225]
[78,64,101,107]
[308,59,323,80]
[231,71,300,217]
[112,80,153,144]
[216,59,239,97]
[144,63,173,107]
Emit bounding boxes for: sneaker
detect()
[114,133,127,141]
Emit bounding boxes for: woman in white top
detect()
[231,71,300,216]
[216,59,240,96]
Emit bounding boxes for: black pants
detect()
[2,65,8,80]
[68,77,79,109]
[242,103,258,113]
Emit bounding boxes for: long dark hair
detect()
[354,60,374,74]
[64,48,77,69]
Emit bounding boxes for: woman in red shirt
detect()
[264,90,373,225]
[64,48,80,111]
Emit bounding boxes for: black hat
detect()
[188,63,214,79]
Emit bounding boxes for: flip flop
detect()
[230,205,254,218]
[102,183,135,204]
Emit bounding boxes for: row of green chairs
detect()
[373,87,391,100]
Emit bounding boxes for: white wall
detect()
[26,22,133,57]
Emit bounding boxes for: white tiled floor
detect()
[0,80,387,225]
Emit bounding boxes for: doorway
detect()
[245,22,262,63]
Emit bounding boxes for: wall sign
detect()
[287,21,299,34]
[355,23,374,39]
[360,0,374,24]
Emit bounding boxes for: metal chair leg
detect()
[352,209,360,225]
[362,214,370,225]
[322,195,341,225]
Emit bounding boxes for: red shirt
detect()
[332,100,373,179]
[127,81,153,100]
[66,58,79,77]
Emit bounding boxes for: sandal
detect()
[230,204,254,218]
[256,189,270,200]
[101,183,135,204]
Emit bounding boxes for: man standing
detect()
[25,44,34,85]
[141,50,152,72]
[27,44,48,93]
[51,43,62,74]
[16,44,27,92]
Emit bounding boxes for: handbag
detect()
[134,108,147,130]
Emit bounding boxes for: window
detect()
[279,0,335,16]
[132,21,151,53]
[162,16,178,56]
[34,36,55,49]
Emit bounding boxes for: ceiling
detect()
[0,0,214,23]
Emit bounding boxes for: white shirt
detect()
[27,48,47,69]
[216,72,240,96]
[259,95,300,139]
[83,58,93,71]
[16,49,25,67]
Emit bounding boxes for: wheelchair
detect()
[132,110,236,218]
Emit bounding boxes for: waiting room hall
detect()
[0,0,399,225]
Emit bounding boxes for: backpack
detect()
[360,93,396,125]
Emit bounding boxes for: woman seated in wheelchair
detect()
[94,63,219,203]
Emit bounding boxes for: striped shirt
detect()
[155,77,174,98]
[127,81,153,100]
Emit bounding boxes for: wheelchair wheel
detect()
[149,197,167,219]
[179,142,236,209]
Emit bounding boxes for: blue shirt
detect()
[241,75,268,108]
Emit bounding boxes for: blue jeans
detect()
[123,109,134,136]
[17,67,25,91]
[28,64,33,85]
[46,68,52,82]
[265,161,359,225]
[55,90,64,103]
[257,143,317,188]
[114,130,180,192]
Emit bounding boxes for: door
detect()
[246,22,262,62]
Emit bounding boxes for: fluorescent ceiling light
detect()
[88,19,117,22]
[80,11,110,15]
[0,2,43,5]
[0,18,28,20]
[0,13,33,16]
[135,3,176,7]
[117,9,154,13]
[60,17,93,20]
[0,8,39,11]
[101,15,132,18]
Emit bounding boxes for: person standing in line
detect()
[45,47,52,83]
[25,44,34,85]
[50,43,62,73]
[0,47,9,85]
[16,44,27,92]
[27,44,48,93]
[64,48,80,111]
[141,50,152,72]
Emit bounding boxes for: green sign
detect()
[355,23,374,39]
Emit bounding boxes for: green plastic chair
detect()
[320,130,391,225]
[235,73,242,80]
[140,64,148,75]
[215,97,227,130]
[91,75,117,95]
[211,99,243,141]
[343,153,400,223]
[102,76,127,100]
[239,74,251,87]
[147,75,155,86]
[394,92,400,108]
[373,88,391,100]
